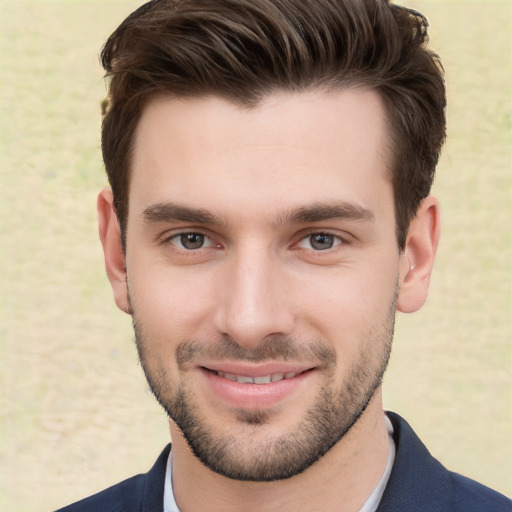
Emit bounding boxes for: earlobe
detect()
[397,196,441,313]
[97,189,131,315]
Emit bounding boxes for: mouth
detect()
[199,364,316,410]
[205,368,306,384]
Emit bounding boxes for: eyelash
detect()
[164,231,214,251]
[162,229,347,253]
[295,232,345,251]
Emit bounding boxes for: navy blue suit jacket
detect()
[55,412,511,511]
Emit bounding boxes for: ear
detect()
[397,196,441,313]
[97,189,131,315]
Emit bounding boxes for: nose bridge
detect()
[213,242,293,346]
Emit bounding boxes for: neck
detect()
[170,391,390,512]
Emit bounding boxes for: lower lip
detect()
[201,368,314,410]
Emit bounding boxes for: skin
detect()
[99,89,440,512]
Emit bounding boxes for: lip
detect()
[202,362,313,377]
[199,363,316,410]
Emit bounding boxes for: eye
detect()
[169,232,214,250]
[297,233,343,251]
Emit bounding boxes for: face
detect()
[117,89,405,480]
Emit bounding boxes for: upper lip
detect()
[200,362,315,377]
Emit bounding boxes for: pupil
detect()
[181,233,204,249]
[311,234,334,250]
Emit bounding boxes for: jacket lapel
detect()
[141,443,171,511]
[376,412,452,511]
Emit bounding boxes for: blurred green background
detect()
[0,1,510,510]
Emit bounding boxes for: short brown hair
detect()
[101,0,446,250]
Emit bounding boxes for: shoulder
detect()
[379,412,511,512]
[54,444,171,512]
[54,473,147,512]
[448,471,512,512]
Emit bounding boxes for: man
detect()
[57,0,511,511]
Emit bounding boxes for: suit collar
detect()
[377,412,452,511]
[142,443,171,511]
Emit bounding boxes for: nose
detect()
[212,249,295,348]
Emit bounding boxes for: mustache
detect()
[175,335,336,370]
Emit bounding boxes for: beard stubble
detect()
[131,288,396,482]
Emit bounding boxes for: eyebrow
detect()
[276,201,375,225]
[142,202,227,226]
[142,200,375,226]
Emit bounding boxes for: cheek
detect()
[292,260,398,343]
[127,261,217,341]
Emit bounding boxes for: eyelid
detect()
[161,229,216,249]
[294,230,349,250]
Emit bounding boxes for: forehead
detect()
[129,89,393,224]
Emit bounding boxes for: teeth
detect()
[253,375,271,384]
[237,375,254,384]
[216,370,299,384]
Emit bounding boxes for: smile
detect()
[210,370,302,384]
[202,366,314,409]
